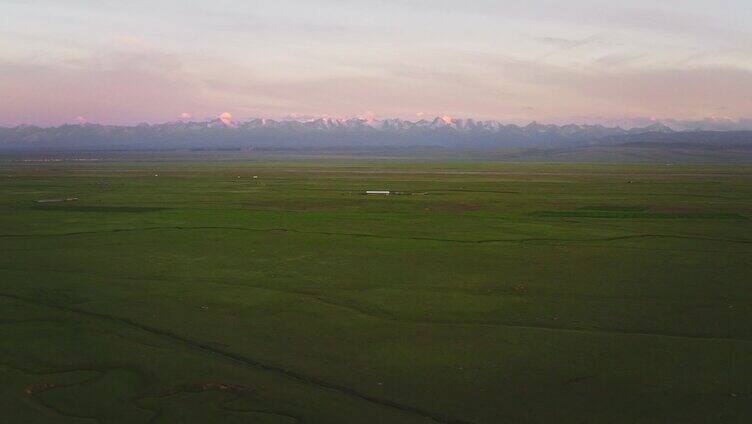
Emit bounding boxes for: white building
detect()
[366,190,390,195]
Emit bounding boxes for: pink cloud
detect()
[0,50,207,126]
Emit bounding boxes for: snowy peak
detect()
[643,122,674,133]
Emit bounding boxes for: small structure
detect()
[36,197,78,203]
[366,190,391,195]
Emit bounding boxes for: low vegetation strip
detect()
[532,210,748,219]
[31,205,170,213]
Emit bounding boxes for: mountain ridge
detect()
[1,116,751,152]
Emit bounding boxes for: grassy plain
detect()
[1,157,751,423]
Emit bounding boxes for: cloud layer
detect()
[1,0,752,126]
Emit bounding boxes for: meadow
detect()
[1,157,751,423]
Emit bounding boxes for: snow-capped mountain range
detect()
[207,115,676,134]
[2,116,750,152]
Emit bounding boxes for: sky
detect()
[1,0,752,126]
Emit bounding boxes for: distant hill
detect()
[600,130,752,147]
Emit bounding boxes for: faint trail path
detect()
[0,292,470,424]
[0,225,751,245]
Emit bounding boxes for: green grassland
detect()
[1,158,751,423]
